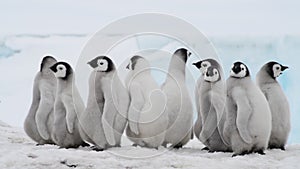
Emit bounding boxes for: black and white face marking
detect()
[53,64,66,78]
[273,64,282,78]
[88,56,114,72]
[193,61,211,75]
[50,62,72,80]
[126,55,142,70]
[193,59,221,76]
[266,62,289,79]
[97,59,108,71]
[230,62,250,78]
[204,66,220,82]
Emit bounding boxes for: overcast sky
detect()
[0,0,299,36]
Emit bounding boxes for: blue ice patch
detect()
[0,42,20,58]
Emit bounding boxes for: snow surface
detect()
[0,121,299,169]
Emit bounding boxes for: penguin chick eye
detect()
[241,68,245,71]
[100,62,104,65]
[276,67,280,70]
[59,67,63,70]
[214,70,218,75]
[203,64,207,67]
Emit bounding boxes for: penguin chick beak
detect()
[87,60,98,69]
[126,64,129,69]
[282,66,289,71]
[188,51,192,57]
[206,70,214,77]
[49,65,56,72]
[192,62,201,69]
[206,71,210,77]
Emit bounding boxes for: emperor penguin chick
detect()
[162,48,193,148]
[192,59,223,143]
[256,61,290,150]
[193,63,231,152]
[224,62,272,157]
[24,56,57,145]
[125,56,168,149]
[50,61,86,148]
[80,56,129,150]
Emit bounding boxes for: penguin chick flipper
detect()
[64,98,77,134]
[35,90,53,140]
[211,93,229,146]
[232,88,253,144]
[26,78,41,133]
[102,99,117,146]
[200,111,218,143]
[128,83,144,135]
[222,126,231,146]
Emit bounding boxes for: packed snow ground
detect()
[0,121,299,169]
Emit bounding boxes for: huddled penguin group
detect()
[24,47,290,157]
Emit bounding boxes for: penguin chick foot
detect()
[80,142,90,147]
[91,146,104,152]
[173,144,183,149]
[232,150,249,157]
[255,149,266,155]
[201,147,210,151]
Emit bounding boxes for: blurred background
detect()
[0,0,299,143]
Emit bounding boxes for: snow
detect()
[0,124,300,169]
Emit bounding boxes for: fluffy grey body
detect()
[193,61,231,152]
[125,56,168,149]
[224,62,272,157]
[50,62,85,148]
[24,56,57,145]
[162,48,193,148]
[78,70,108,149]
[79,56,129,150]
[256,62,290,150]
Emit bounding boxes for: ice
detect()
[0,124,299,169]
[0,38,20,58]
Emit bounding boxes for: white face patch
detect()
[273,64,282,78]
[231,64,247,78]
[204,68,220,82]
[96,59,108,71]
[200,61,211,74]
[54,64,66,78]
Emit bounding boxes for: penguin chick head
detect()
[173,48,191,63]
[126,55,144,71]
[50,61,73,80]
[40,55,57,72]
[204,66,221,83]
[87,56,115,72]
[265,61,289,79]
[230,61,250,78]
[193,59,220,75]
